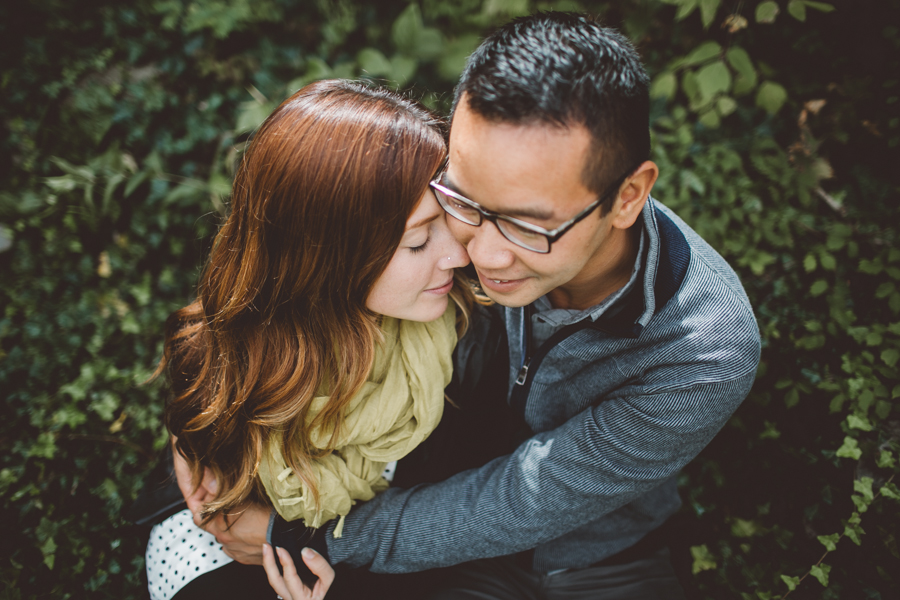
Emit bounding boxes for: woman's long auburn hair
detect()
[158,80,472,520]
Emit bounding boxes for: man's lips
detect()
[476,270,528,293]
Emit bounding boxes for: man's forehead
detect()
[447,104,594,220]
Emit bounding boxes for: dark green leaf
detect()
[810,563,831,587]
[788,0,807,21]
[756,81,788,114]
[756,1,780,23]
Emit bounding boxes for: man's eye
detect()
[509,224,542,239]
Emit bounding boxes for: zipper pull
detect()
[515,361,530,386]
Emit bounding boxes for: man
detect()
[202,12,760,598]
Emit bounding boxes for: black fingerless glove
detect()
[268,512,331,587]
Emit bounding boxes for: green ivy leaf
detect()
[682,71,701,103]
[389,54,418,86]
[810,279,828,296]
[699,0,721,29]
[780,574,800,591]
[843,512,865,545]
[876,281,896,298]
[650,72,678,100]
[392,3,423,56]
[438,35,482,81]
[235,99,275,134]
[880,482,900,501]
[756,1,780,23]
[785,388,799,408]
[287,58,333,91]
[682,41,722,66]
[788,0,807,21]
[854,477,875,502]
[819,251,836,270]
[40,534,57,571]
[817,533,840,551]
[805,1,836,13]
[699,108,721,128]
[882,348,900,368]
[731,518,760,537]
[876,450,896,469]
[673,0,700,21]
[357,48,392,77]
[847,414,872,431]
[859,258,883,274]
[810,563,831,587]
[690,544,717,574]
[866,331,883,346]
[836,436,861,460]
[724,46,750,76]
[716,95,737,116]
[803,253,817,272]
[756,81,788,115]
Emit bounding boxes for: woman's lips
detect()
[425,278,454,294]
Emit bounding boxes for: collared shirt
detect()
[531,226,647,349]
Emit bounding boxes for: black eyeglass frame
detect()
[429,163,639,254]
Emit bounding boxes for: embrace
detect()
[136,12,761,600]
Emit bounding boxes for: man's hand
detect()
[202,502,272,565]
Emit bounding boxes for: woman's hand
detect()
[171,436,217,520]
[262,543,334,600]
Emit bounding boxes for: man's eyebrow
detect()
[406,212,440,231]
[444,173,555,221]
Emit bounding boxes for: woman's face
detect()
[366,189,470,321]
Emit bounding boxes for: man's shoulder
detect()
[652,200,754,319]
[646,200,761,380]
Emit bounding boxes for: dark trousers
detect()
[429,548,686,600]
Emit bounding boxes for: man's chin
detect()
[480,282,543,308]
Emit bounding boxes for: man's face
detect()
[445,101,623,308]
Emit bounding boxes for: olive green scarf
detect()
[258,304,456,536]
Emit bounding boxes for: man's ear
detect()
[610,161,659,230]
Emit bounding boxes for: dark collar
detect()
[590,203,690,338]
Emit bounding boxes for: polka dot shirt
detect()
[146,509,233,600]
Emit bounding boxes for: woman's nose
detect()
[439,234,469,270]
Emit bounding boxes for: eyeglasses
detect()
[429,164,636,254]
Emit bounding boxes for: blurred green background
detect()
[1,0,898,597]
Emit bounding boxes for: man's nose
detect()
[461,220,516,272]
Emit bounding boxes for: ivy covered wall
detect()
[1,1,898,598]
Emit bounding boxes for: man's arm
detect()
[274,361,758,573]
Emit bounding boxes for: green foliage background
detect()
[1,0,898,597]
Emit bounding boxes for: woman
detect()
[145,79,473,600]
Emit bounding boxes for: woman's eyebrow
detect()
[406,213,440,231]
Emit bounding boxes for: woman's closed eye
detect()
[409,235,431,254]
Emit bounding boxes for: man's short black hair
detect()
[454,12,650,214]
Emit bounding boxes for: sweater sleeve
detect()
[271,349,758,573]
